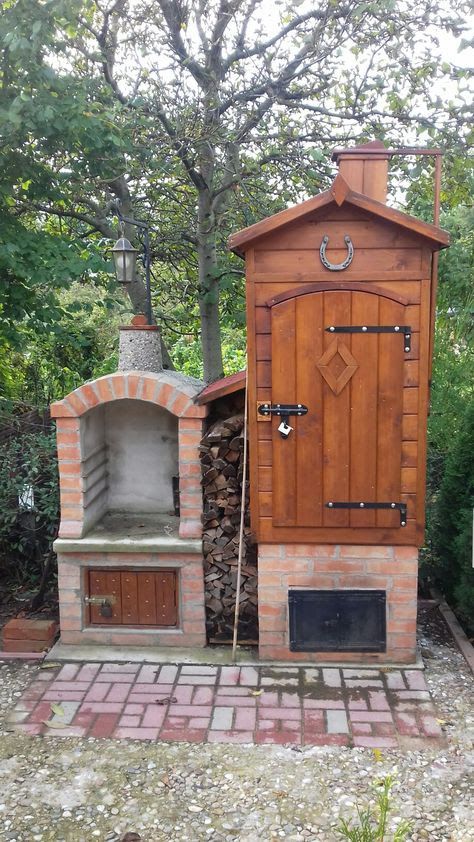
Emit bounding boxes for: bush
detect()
[433,399,474,632]
[0,424,59,588]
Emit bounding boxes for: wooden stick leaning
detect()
[232,372,248,662]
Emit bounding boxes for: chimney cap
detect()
[332,139,389,162]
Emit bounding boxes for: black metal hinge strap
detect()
[326,501,407,527]
[326,325,412,352]
[258,403,308,417]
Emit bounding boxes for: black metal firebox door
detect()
[288,589,386,652]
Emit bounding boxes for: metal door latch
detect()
[258,404,308,439]
[84,595,116,617]
[258,403,308,418]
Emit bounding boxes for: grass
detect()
[336,776,412,841]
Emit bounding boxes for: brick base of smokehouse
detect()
[257,544,418,664]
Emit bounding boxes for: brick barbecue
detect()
[51,322,210,648]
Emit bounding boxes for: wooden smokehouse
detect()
[228,140,449,663]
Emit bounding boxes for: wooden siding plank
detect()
[256,361,271,387]
[253,219,424,251]
[259,492,272,517]
[403,389,418,416]
[401,467,417,493]
[257,422,272,440]
[271,298,297,526]
[349,293,379,527]
[402,442,418,467]
[245,248,260,537]
[258,466,272,491]
[254,248,422,275]
[405,305,421,331]
[257,440,272,465]
[254,281,421,305]
[258,517,420,546]
[255,307,271,334]
[375,298,405,528]
[295,294,323,526]
[322,291,351,527]
[256,334,271,360]
[415,278,432,539]
[404,360,419,387]
[402,415,418,441]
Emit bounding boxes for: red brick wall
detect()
[258,544,418,663]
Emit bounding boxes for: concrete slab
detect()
[45,641,424,670]
[54,513,202,554]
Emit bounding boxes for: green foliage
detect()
[336,776,411,842]
[432,400,474,632]
[2,0,473,380]
[0,0,127,366]
[410,163,473,618]
[429,204,474,452]
[169,327,247,380]
[0,282,124,404]
[0,425,59,584]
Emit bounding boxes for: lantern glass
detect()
[111,237,139,284]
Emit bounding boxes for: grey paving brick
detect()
[326,709,349,734]
[211,706,233,730]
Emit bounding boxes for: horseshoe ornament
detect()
[319,234,354,271]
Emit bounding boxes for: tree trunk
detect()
[198,189,224,382]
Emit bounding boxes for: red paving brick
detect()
[6,663,446,749]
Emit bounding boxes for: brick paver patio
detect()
[7,663,444,748]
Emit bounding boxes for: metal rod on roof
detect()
[428,155,443,381]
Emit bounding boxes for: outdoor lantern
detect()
[111,236,139,284]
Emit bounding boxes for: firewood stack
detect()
[200,414,258,642]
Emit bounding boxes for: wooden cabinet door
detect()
[271,288,406,531]
[87,569,178,627]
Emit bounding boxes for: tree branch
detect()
[156,0,209,87]
[223,7,329,71]
[31,204,115,238]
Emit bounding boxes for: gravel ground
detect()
[0,607,472,842]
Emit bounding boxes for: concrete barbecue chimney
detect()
[118,314,163,372]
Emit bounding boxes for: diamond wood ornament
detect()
[316,338,359,395]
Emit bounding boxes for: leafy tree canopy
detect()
[1,0,472,380]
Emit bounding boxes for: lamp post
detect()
[111,215,152,325]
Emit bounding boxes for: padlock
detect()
[100,600,113,618]
[278,419,293,438]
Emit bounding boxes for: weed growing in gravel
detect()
[336,775,412,841]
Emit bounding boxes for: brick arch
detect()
[52,371,207,540]
[50,372,207,420]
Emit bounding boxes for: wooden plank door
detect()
[270,288,406,531]
[87,569,178,626]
